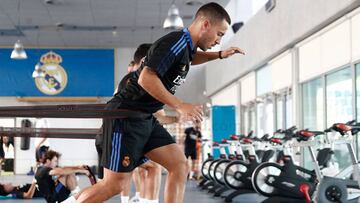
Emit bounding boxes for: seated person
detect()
[35,150,96,203]
[0,179,42,199]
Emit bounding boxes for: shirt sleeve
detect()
[184,128,191,135]
[0,139,4,159]
[197,131,202,138]
[144,36,186,77]
[13,191,24,199]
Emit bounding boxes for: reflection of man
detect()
[35,150,96,203]
[0,180,42,199]
[184,123,202,179]
[34,118,50,166]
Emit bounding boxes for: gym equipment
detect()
[252,129,323,201]
[253,122,360,203]
[0,104,149,118]
[0,127,100,139]
[20,119,32,150]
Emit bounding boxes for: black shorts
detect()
[95,144,104,179]
[185,149,197,160]
[54,182,70,202]
[101,115,175,172]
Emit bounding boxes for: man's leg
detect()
[138,167,147,202]
[76,168,132,203]
[57,174,81,197]
[121,178,131,203]
[191,159,199,179]
[142,161,162,201]
[60,174,77,191]
[145,144,189,203]
[129,168,142,202]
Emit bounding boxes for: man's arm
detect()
[21,180,37,199]
[35,138,47,150]
[153,109,179,124]
[49,166,88,176]
[138,67,203,122]
[191,47,245,65]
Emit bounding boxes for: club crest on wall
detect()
[34,51,68,95]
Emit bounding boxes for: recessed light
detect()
[185,0,204,6]
[44,0,54,5]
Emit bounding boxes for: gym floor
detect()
[0,175,223,203]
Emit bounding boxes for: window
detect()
[302,78,324,130]
[256,65,272,96]
[356,64,360,121]
[285,94,293,128]
[326,67,352,127]
[302,78,324,169]
[326,67,352,172]
[355,64,360,157]
[243,104,255,135]
[276,98,284,130]
[275,90,293,130]
[256,97,274,136]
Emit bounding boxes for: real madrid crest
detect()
[34,51,68,95]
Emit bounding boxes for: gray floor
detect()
[0,175,224,203]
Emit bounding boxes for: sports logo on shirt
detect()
[170,75,186,93]
[34,51,68,95]
[122,156,131,167]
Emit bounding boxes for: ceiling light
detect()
[44,0,54,5]
[10,40,27,59]
[32,63,45,78]
[185,0,204,6]
[163,4,184,29]
[11,0,27,59]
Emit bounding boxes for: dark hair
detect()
[195,2,231,25]
[133,43,152,64]
[0,184,9,196]
[128,60,135,67]
[42,150,61,164]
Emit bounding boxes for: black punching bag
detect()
[20,119,31,150]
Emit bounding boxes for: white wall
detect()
[210,83,240,134]
[351,10,360,60]
[114,47,136,91]
[270,51,292,91]
[240,72,256,104]
[206,0,360,96]
[299,18,352,82]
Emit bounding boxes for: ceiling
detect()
[0,0,229,48]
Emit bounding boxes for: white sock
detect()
[135,192,140,198]
[189,171,194,178]
[121,196,129,203]
[139,197,148,203]
[148,200,159,203]
[71,186,81,195]
[60,196,76,203]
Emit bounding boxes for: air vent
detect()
[265,0,276,13]
[0,29,24,36]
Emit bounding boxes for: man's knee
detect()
[169,158,188,177]
[147,162,162,173]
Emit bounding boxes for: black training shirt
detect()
[35,166,56,203]
[184,127,202,151]
[111,28,196,113]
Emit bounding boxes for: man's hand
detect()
[220,47,245,59]
[175,103,203,123]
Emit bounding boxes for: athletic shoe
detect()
[129,196,140,203]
